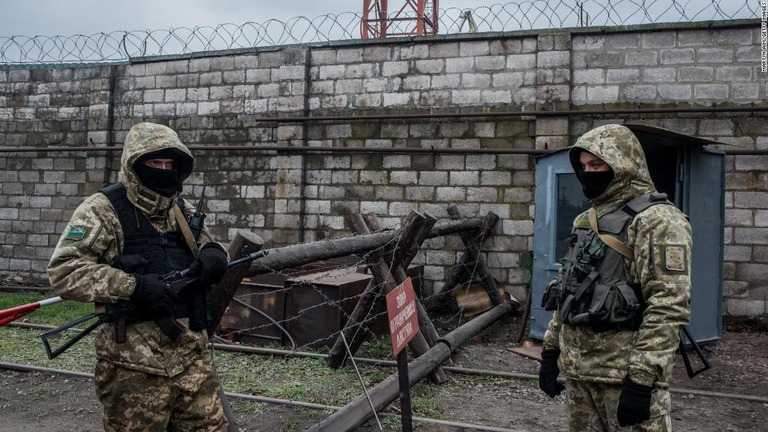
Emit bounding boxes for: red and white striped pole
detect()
[0,296,63,327]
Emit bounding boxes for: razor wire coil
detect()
[0,0,758,64]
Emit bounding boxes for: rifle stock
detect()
[40,313,105,359]
[678,327,712,378]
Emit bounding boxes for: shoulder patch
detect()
[573,213,591,230]
[63,225,91,242]
[663,244,687,272]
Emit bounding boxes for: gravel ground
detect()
[1,315,767,431]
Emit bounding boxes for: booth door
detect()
[530,151,588,340]
[684,148,725,343]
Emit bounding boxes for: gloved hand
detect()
[617,375,653,426]
[189,242,228,286]
[538,348,565,398]
[130,273,178,319]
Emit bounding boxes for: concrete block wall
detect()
[0,19,765,316]
[571,26,761,106]
[568,23,767,316]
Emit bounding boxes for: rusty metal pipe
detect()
[173,106,768,123]
[0,145,546,154]
[1,106,766,154]
[1,144,766,156]
[6,323,768,404]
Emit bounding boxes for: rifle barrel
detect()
[228,249,269,267]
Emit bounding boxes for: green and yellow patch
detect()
[63,225,90,243]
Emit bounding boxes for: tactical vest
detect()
[101,183,207,330]
[543,192,671,331]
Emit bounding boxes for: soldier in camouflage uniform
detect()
[538,124,692,431]
[48,122,230,431]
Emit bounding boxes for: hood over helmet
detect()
[568,124,656,215]
[118,122,194,215]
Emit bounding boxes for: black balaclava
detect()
[577,170,615,199]
[133,149,186,197]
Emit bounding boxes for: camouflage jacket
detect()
[48,122,221,377]
[543,124,692,388]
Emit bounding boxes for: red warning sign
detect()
[386,277,420,356]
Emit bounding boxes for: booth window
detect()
[555,173,588,261]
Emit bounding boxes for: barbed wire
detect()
[216,226,490,352]
[0,0,757,64]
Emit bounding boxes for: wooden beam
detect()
[327,211,437,369]
[208,230,264,335]
[245,218,485,278]
[363,212,442,350]
[430,208,501,310]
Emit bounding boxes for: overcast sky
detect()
[0,1,504,36]
[0,0,756,37]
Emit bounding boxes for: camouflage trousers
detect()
[565,379,672,432]
[94,352,228,432]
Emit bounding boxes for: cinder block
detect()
[606,68,640,84]
[537,51,570,68]
[467,187,498,202]
[622,85,657,101]
[446,57,474,73]
[605,33,641,49]
[723,280,750,298]
[660,48,695,64]
[459,40,490,57]
[587,85,620,102]
[436,186,466,201]
[697,48,734,64]
[572,35,605,51]
[678,30,714,47]
[725,298,766,316]
[658,84,692,100]
[678,66,714,82]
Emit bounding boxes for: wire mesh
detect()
[0,0,757,64]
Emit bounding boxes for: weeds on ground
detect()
[0,292,448,418]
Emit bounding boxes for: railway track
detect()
[0,285,52,293]
[0,359,520,432]
[3,321,768,405]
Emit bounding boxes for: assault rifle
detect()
[39,248,269,359]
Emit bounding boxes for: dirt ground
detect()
[1,313,767,432]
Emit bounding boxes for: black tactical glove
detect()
[189,242,228,287]
[130,273,178,319]
[617,375,653,427]
[538,348,565,398]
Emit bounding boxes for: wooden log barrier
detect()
[429,208,500,311]
[326,211,437,369]
[347,213,448,384]
[362,212,442,350]
[245,218,485,278]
